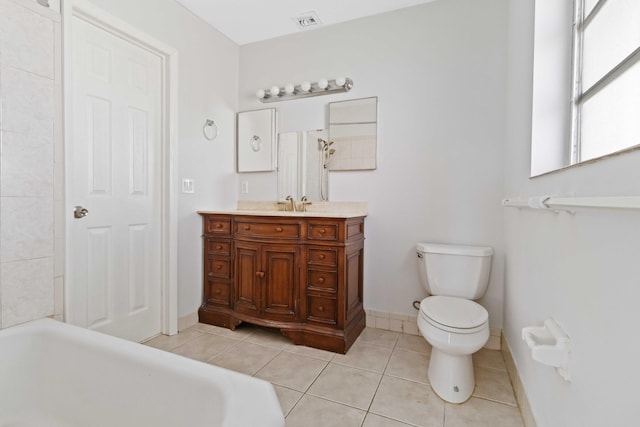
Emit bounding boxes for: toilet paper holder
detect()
[522,318,571,381]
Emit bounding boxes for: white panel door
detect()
[67,16,162,342]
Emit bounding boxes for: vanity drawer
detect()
[206,257,230,279]
[205,216,231,235]
[307,248,338,266]
[307,222,339,241]
[235,221,301,239]
[206,239,231,255]
[206,281,230,306]
[307,295,337,325]
[307,269,337,292]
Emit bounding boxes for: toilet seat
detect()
[420,296,488,334]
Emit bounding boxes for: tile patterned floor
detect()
[144,324,525,427]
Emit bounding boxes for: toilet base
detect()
[428,349,475,404]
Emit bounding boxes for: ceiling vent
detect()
[294,11,322,29]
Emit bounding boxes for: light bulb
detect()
[318,78,328,89]
[270,86,280,96]
[285,83,295,94]
[256,89,265,99]
[335,77,346,87]
[300,81,311,92]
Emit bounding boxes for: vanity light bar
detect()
[256,77,353,103]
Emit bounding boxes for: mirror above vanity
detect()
[237,108,277,172]
[237,96,378,202]
[277,130,328,202]
[328,97,378,171]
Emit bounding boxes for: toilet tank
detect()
[416,243,493,300]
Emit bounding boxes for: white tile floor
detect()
[144,324,525,427]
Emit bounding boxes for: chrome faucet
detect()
[285,195,297,212]
[301,196,312,212]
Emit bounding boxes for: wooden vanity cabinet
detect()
[198,213,366,353]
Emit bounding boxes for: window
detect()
[571,0,640,163]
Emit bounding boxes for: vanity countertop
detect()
[198,201,368,219]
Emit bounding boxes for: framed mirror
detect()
[237,108,277,172]
[277,130,328,201]
[328,97,378,171]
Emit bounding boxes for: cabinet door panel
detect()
[234,242,260,317]
[262,245,299,322]
[345,244,364,323]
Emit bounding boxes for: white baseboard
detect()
[502,335,538,427]
[178,311,199,332]
[366,309,501,350]
[365,309,419,335]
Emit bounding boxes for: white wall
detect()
[238,0,509,327]
[84,0,239,318]
[505,1,640,426]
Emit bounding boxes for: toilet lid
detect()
[420,296,488,329]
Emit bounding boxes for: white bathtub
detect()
[0,318,284,427]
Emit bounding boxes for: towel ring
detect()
[203,119,219,141]
[250,135,262,152]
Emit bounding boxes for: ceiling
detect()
[174,0,438,45]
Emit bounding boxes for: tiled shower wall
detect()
[0,0,62,328]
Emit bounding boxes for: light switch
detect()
[241,181,249,194]
[182,179,194,194]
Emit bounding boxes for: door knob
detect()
[73,206,89,219]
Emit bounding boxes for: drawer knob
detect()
[318,306,325,312]
[256,271,265,278]
[319,229,326,234]
[318,277,325,284]
[319,254,326,260]
[216,265,222,270]
[215,223,223,229]
[215,289,221,294]
[216,245,222,250]
[208,272,214,277]
[275,227,283,232]
[244,225,251,231]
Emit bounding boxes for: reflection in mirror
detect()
[237,108,277,172]
[328,97,377,171]
[277,130,328,201]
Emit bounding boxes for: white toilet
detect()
[416,242,493,404]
